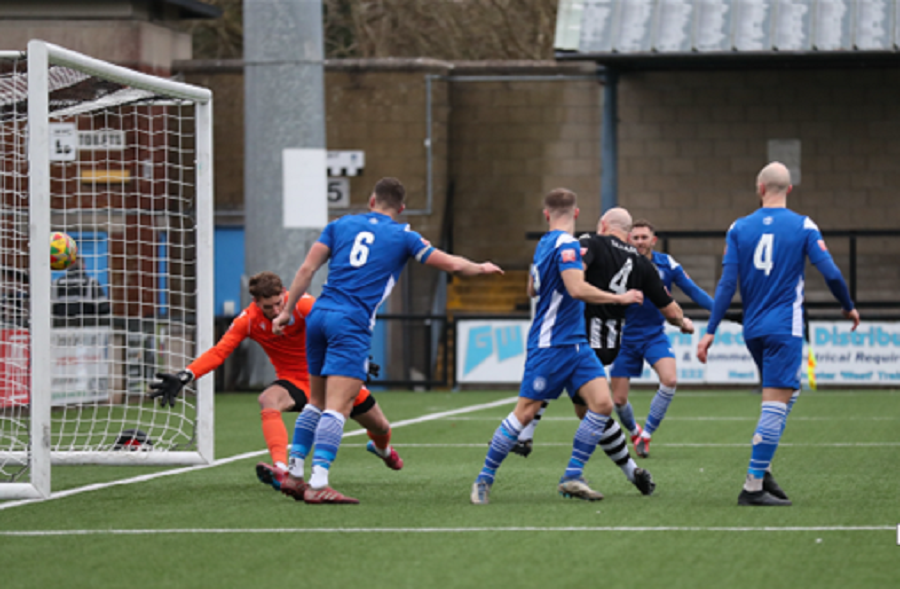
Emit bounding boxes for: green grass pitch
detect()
[1,389,898,589]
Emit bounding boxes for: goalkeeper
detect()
[150,271,403,496]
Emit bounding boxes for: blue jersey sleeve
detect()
[722,223,739,266]
[404,228,435,264]
[557,240,583,273]
[672,264,714,311]
[813,256,855,311]
[803,217,830,266]
[317,219,336,249]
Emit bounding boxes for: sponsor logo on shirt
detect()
[763,216,773,225]
[561,249,576,263]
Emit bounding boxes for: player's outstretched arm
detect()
[275,242,331,334]
[561,268,643,305]
[424,249,503,276]
[673,265,715,311]
[659,300,692,333]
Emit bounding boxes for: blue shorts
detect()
[305,308,370,381]
[745,335,803,390]
[520,344,606,401]
[609,331,675,378]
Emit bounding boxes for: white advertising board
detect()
[808,321,900,385]
[456,319,529,384]
[51,327,111,405]
[456,318,893,387]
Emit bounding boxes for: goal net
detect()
[0,41,214,500]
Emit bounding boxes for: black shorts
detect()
[593,347,620,367]
[270,380,309,412]
[268,379,376,418]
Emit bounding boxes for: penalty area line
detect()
[0,396,519,512]
[0,525,893,537]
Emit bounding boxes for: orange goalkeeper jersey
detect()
[187,292,315,391]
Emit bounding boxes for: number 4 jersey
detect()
[577,234,672,359]
[315,211,434,330]
[724,208,831,339]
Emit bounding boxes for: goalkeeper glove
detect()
[366,357,381,383]
[149,370,193,408]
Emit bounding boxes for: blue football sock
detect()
[615,401,638,435]
[288,404,322,477]
[780,389,800,435]
[309,410,346,488]
[563,410,609,481]
[477,413,523,485]
[643,384,676,435]
[748,401,787,479]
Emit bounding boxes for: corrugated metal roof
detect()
[556,0,899,59]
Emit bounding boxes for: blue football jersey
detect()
[314,211,434,329]
[724,208,830,339]
[527,230,588,349]
[622,252,713,342]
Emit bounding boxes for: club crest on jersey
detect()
[561,249,576,263]
[533,376,547,392]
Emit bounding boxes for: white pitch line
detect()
[0,396,519,512]
[0,525,892,537]
[444,416,898,421]
[339,442,900,448]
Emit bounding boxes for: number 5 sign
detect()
[49,123,77,162]
[328,177,350,208]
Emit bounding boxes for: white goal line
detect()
[0,396,519,512]
[0,525,892,537]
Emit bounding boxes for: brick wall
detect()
[176,59,900,309]
[448,62,600,269]
[617,68,900,305]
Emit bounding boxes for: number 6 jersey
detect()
[314,211,434,330]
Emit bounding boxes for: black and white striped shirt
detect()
[579,234,672,359]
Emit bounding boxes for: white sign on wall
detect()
[49,122,77,161]
[456,319,529,384]
[808,321,900,385]
[51,327,111,405]
[327,150,365,177]
[78,129,126,151]
[282,148,327,229]
[327,177,350,208]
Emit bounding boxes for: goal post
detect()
[0,41,214,500]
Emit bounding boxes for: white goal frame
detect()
[0,40,214,499]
